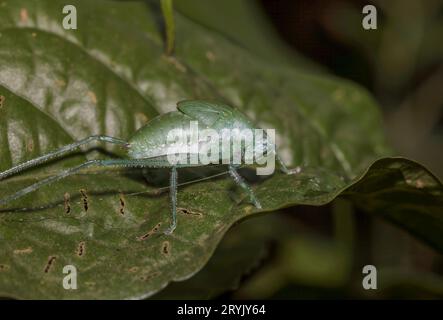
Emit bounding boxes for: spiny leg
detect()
[0,135,128,181]
[0,158,150,206]
[228,165,262,209]
[164,166,178,235]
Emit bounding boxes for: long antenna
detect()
[125,170,230,197]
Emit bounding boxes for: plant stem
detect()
[161,0,175,55]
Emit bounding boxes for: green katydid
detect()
[0,101,299,234]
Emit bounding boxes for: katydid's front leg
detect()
[164,166,178,235]
[275,151,302,175]
[228,165,262,209]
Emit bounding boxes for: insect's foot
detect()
[163,224,176,235]
[251,197,262,210]
[284,166,302,175]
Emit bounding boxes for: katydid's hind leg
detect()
[228,165,262,209]
[0,135,127,181]
[0,158,149,206]
[164,166,178,235]
[275,152,302,175]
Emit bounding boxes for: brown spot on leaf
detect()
[64,192,71,214]
[13,247,33,255]
[119,194,125,216]
[178,207,203,217]
[161,241,170,256]
[0,95,5,108]
[128,266,139,273]
[80,189,88,212]
[139,272,160,282]
[137,223,161,241]
[27,139,34,152]
[76,241,86,257]
[44,256,56,273]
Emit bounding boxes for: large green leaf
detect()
[0,0,441,299]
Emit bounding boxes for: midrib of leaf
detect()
[0,83,74,138]
[0,83,79,168]
[0,26,158,116]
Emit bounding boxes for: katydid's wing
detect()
[177,100,233,127]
